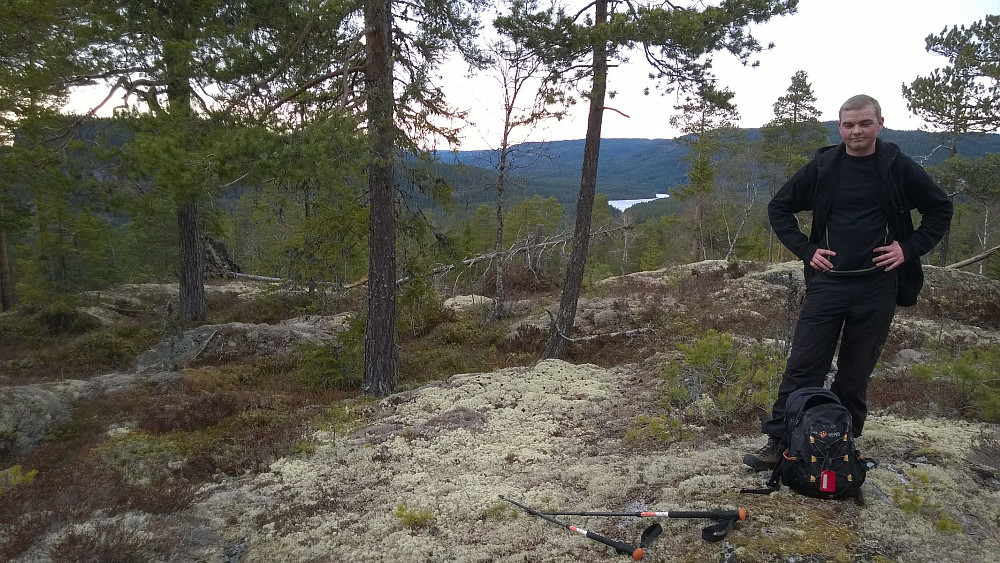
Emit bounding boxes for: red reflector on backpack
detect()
[820,470,836,492]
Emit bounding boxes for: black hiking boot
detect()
[743,436,784,471]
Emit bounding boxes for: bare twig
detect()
[225,222,632,289]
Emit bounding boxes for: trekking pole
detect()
[500,495,661,560]
[540,507,748,543]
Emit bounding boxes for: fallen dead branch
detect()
[947,244,1000,270]
[226,222,632,288]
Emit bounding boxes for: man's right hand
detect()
[810,248,836,271]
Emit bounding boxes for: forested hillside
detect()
[440,125,1000,205]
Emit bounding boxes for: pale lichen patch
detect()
[174,360,1000,563]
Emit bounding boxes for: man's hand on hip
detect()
[810,248,836,271]
[874,240,905,271]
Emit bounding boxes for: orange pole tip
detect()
[632,547,644,561]
[738,508,748,521]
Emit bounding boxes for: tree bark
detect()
[362,0,398,396]
[177,201,205,322]
[692,198,704,260]
[0,219,14,311]
[543,0,607,359]
[493,139,511,320]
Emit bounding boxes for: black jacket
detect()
[768,139,953,306]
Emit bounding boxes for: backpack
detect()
[744,387,875,503]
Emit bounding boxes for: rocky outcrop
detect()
[1,314,352,457]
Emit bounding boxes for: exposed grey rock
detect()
[0,385,73,456]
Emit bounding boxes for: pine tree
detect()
[498,0,798,358]
[482,32,566,319]
[760,70,830,179]
[670,86,740,261]
[759,70,828,262]
[0,0,87,310]
[358,0,486,396]
[903,15,1000,266]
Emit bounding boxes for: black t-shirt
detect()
[823,153,890,275]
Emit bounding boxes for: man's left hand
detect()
[874,240,905,271]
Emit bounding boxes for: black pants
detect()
[762,270,897,438]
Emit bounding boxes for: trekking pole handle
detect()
[643,508,747,521]
[569,526,644,561]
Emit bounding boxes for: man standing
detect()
[744,94,953,471]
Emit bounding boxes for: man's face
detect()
[839,106,884,156]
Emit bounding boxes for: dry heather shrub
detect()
[915,278,1000,329]
[567,332,660,367]
[4,319,159,382]
[50,519,159,563]
[868,375,948,419]
[495,324,547,357]
[672,266,730,297]
[490,262,560,297]
[179,409,307,480]
[0,456,195,560]
[205,288,329,324]
[138,391,254,433]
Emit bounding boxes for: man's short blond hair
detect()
[839,95,882,120]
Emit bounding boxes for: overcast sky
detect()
[448,0,1000,150]
[62,1,998,151]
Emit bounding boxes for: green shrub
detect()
[294,317,364,391]
[37,297,100,335]
[398,278,445,338]
[891,469,962,533]
[935,513,963,533]
[911,344,1000,422]
[483,501,516,521]
[892,471,933,515]
[583,261,615,289]
[666,329,784,425]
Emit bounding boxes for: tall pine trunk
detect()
[692,198,705,260]
[936,140,959,266]
[177,201,205,322]
[362,0,398,396]
[0,219,13,311]
[165,21,205,324]
[492,139,511,320]
[543,0,607,359]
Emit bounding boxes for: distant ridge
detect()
[437,123,1000,205]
